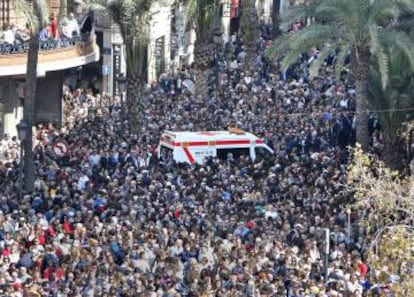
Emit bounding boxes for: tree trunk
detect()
[239,1,260,71]
[272,0,281,38]
[383,138,403,172]
[194,44,215,105]
[353,53,371,151]
[126,71,142,135]
[23,0,42,194]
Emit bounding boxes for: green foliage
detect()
[88,0,152,75]
[368,47,414,146]
[239,1,260,47]
[108,0,152,75]
[346,146,414,295]
[266,0,414,85]
[182,0,219,46]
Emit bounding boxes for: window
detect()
[255,146,273,159]
[217,148,249,161]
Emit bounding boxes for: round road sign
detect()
[52,141,68,157]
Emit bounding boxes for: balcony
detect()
[0,33,100,77]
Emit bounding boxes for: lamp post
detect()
[347,208,352,248]
[16,120,29,199]
[117,73,127,131]
[323,228,330,283]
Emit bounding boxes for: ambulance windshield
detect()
[255,146,273,159]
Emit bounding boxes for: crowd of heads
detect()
[0,24,409,297]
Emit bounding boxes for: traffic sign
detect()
[52,141,69,158]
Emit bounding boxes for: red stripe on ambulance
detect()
[183,147,195,164]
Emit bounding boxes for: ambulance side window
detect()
[217,148,250,161]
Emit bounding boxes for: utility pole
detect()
[323,228,330,283]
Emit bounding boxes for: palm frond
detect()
[369,23,390,89]
[105,0,153,76]
[308,46,333,78]
[194,0,218,45]
[267,23,339,73]
[280,0,320,31]
[182,0,218,44]
[369,47,414,144]
[334,44,351,79]
[182,0,198,32]
[265,33,294,60]
[369,0,407,24]
[316,0,361,25]
[380,30,414,76]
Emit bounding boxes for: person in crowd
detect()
[39,22,49,43]
[67,13,80,37]
[2,24,15,45]
[48,13,59,40]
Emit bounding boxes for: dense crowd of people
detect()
[0,24,409,297]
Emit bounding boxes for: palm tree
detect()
[107,0,152,134]
[183,0,220,102]
[266,0,414,150]
[368,11,414,170]
[15,0,45,193]
[368,48,414,170]
[239,0,260,70]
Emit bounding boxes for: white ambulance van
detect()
[157,128,274,164]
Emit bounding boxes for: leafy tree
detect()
[266,0,414,150]
[346,146,414,295]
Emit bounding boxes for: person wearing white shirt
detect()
[77,173,90,191]
[60,17,72,39]
[67,13,79,37]
[3,26,15,44]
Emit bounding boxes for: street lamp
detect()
[117,73,127,131]
[347,208,352,248]
[323,228,330,282]
[16,120,29,199]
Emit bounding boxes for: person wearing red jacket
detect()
[48,13,59,40]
